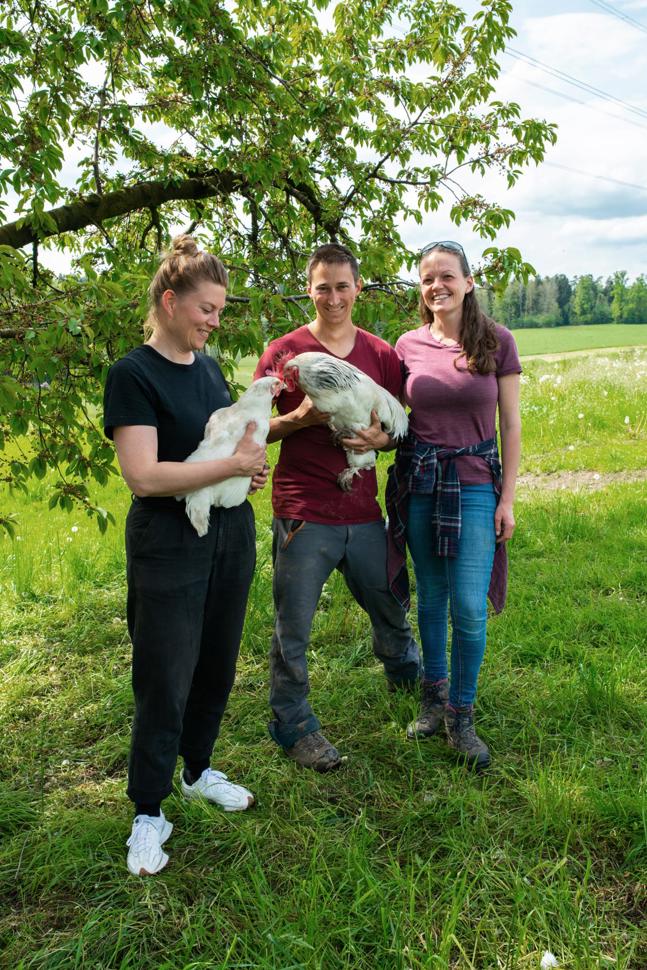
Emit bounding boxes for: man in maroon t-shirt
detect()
[255,244,421,772]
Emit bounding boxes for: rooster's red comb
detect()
[265,350,296,380]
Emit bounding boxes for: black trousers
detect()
[125,498,256,804]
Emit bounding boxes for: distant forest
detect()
[476,272,647,329]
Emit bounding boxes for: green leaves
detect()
[0,0,556,529]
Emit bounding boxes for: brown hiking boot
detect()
[284,731,342,772]
[406,680,449,740]
[444,706,490,770]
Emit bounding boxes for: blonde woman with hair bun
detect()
[103,236,268,876]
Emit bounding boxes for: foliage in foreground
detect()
[0,352,645,968]
[0,0,555,525]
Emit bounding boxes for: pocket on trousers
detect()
[126,507,157,558]
[278,518,306,551]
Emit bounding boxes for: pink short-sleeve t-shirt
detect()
[395,323,521,484]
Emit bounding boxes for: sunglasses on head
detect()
[420,240,469,264]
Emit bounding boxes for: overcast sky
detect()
[19,0,647,283]
[410,0,647,280]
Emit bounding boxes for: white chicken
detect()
[181,375,282,537]
[280,351,408,490]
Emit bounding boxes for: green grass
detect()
[0,350,646,968]
[513,324,647,357]
[233,324,647,386]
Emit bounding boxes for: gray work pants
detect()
[269,518,421,748]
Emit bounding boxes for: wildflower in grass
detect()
[540,953,559,969]
[624,416,630,424]
[16,535,22,541]
[578,413,584,419]
[568,445,575,451]
[539,374,550,383]
[71,525,79,533]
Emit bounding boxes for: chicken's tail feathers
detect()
[185,494,210,537]
[376,389,409,438]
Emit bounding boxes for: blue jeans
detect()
[406,484,496,707]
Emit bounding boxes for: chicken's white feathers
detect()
[283,352,408,490]
[181,376,279,536]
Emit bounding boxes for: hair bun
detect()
[170,234,200,258]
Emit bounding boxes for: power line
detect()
[505,47,647,122]
[514,74,647,133]
[587,0,647,34]
[545,160,647,193]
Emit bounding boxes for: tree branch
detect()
[0,172,248,249]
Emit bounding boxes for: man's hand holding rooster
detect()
[340,410,392,453]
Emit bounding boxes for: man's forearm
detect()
[266,411,308,443]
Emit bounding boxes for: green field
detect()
[512,323,647,357]
[0,349,645,968]
[234,324,647,385]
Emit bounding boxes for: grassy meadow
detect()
[0,346,645,969]
[511,324,647,358]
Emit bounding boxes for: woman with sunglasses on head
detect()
[103,235,268,875]
[386,241,521,769]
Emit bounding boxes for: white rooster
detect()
[181,375,282,536]
[280,352,408,490]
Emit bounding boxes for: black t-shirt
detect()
[103,345,232,461]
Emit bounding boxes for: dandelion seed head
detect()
[540,952,559,969]
[71,526,79,533]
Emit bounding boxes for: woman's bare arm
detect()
[495,373,521,543]
[113,424,266,497]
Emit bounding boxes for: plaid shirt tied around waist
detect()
[385,434,508,613]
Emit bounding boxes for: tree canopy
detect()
[0,0,556,532]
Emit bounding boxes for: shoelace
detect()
[201,769,228,785]
[454,713,479,745]
[127,818,160,850]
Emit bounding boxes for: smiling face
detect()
[419,250,473,323]
[159,280,227,355]
[307,262,361,330]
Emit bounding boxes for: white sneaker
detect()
[126,812,173,876]
[181,768,255,812]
